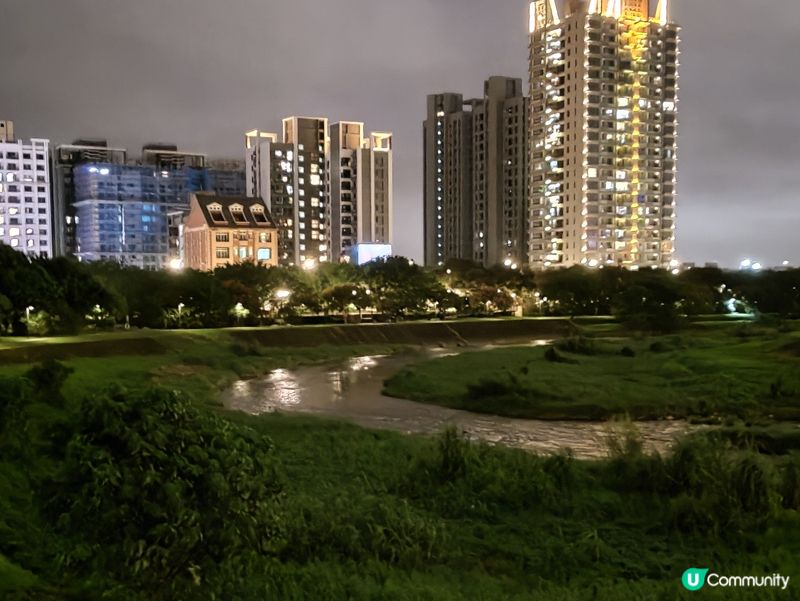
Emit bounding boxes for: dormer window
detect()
[230,203,248,224]
[251,204,268,224]
[208,203,225,223]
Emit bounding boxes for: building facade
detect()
[330,123,393,260]
[183,193,278,271]
[528,0,678,269]
[423,77,528,268]
[71,163,185,269]
[52,141,128,257]
[424,93,473,267]
[246,117,392,267]
[53,141,245,268]
[0,121,52,257]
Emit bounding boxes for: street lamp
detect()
[168,258,183,271]
[302,258,317,271]
[25,305,34,320]
[275,289,291,300]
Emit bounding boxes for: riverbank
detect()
[0,329,408,406]
[384,323,800,422]
[3,321,800,598]
[0,317,598,364]
[3,362,800,600]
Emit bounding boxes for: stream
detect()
[224,346,697,459]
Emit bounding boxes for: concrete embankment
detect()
[228,318,588,348]
[0,318,612,364]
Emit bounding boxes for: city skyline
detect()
[1,0,798,267]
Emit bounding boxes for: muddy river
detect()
[224,346,696,459]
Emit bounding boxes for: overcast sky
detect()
[1,0,798,267]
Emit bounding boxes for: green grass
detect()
[384,326,800,421]
[0,329,407,407]
[3,321,800,599]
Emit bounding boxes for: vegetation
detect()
[0,329,405,405]
[3,242,800,336]
[2,360,800,600]
[384,324,800,421]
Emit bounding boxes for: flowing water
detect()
[224,346,697,459]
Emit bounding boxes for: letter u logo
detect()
[682,568,709,591]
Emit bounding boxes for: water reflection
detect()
[224,346,697,459]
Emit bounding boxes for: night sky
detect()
[1,0,797,267]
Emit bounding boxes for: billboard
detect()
[351,243,392,265]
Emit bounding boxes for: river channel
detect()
[224,345,696,459]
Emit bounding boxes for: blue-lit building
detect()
[72,161,245,269]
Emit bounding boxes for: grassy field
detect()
[383,323,800,421]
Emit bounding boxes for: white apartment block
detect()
[528,0,678,270]
[246,117,393,266]
[0,120,52,257]
[330,123,392,260]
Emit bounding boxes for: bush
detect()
[544,346,574,364]
[620,346,636,358]
[1,362,284,599]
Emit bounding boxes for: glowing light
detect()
[740,259,752,269]
[529,2,536,33]
[275,289,291,300]
[654,0,669,25]
[168,258,183,271]
[302,258,317,271]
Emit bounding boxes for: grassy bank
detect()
[0,329,406,406]
[384,323,800,421]
[3,361,800,600]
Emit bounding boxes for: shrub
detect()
[544,346,574,364]
[620,346,636,358]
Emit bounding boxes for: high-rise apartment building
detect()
[52,141,128,256]
[56,142,245,269]
[528,0,678,269]
[0,121,52,257]
[423,77,529,268]
[247,117,392,266]
[246,117,329,268]
[424,93,473,267]
[330,123,393,260]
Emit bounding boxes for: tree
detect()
[365,257,444,319]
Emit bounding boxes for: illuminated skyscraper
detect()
[245,118,328,267]
[528,0,679,269]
